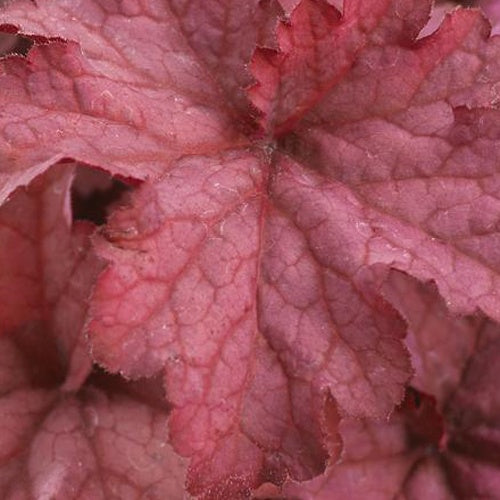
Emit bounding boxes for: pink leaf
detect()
[2,0,500,496]
[88,149,411,494]
[0,167,188,498]
[419,1,459,38]
[284,414,445,499]
[0,166,102,389]
[89,151,332,494]
[0,0,284,118]
[0,0,244,202]
[252,1,500,320]
[249,0,432,134]
[382,270,479,404]
[0,387,188,499]
[283,275,500,499]
[166,0,283,115]
[478,0,500,34]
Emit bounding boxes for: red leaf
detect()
[284,414,431,499]
[252,1,500,320]
[2,0,500,497]
[283,275,500,498]
[419,1,459,38]
[0,166,103,389]
[478,0,500,34]
[88,149,411,494]
[0,1,244,202]
[0,167,188,498]
[382,270,479,405]
[166,0,283,115]
[249,0,432,134]
[0,387,187,499]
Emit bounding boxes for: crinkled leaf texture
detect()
[2,0,500,497]
[0,167,188,498]
[284,272,500,498]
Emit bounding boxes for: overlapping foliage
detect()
[1,0,500,498]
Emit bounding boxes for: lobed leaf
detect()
[2,0,500,496]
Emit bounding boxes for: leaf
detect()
[0,0,284,118]
[0,167,188,498]
[382,270,479,405]
[478,0,500,34]
[166,0,283,114]
[0,165,103,389]
[88,148,411,494]
[252,0,500,320]
[419,1,460,39]
[284,273,500,498]
[0,386,188,499]
[0,0,244,203]
[2,0,500,496]
[89,151,343,495]
[283,410,455,499]
[249,0,432,134]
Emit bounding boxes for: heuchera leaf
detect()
[0,165,100,388]
[89,149,410,495]
[420,1,459,38]
[283,272,500,498]
[0,0,246,203]
[2,0,500,497]
[251,0,500,320]
[479,0,500,34]
[0,166,188,498]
